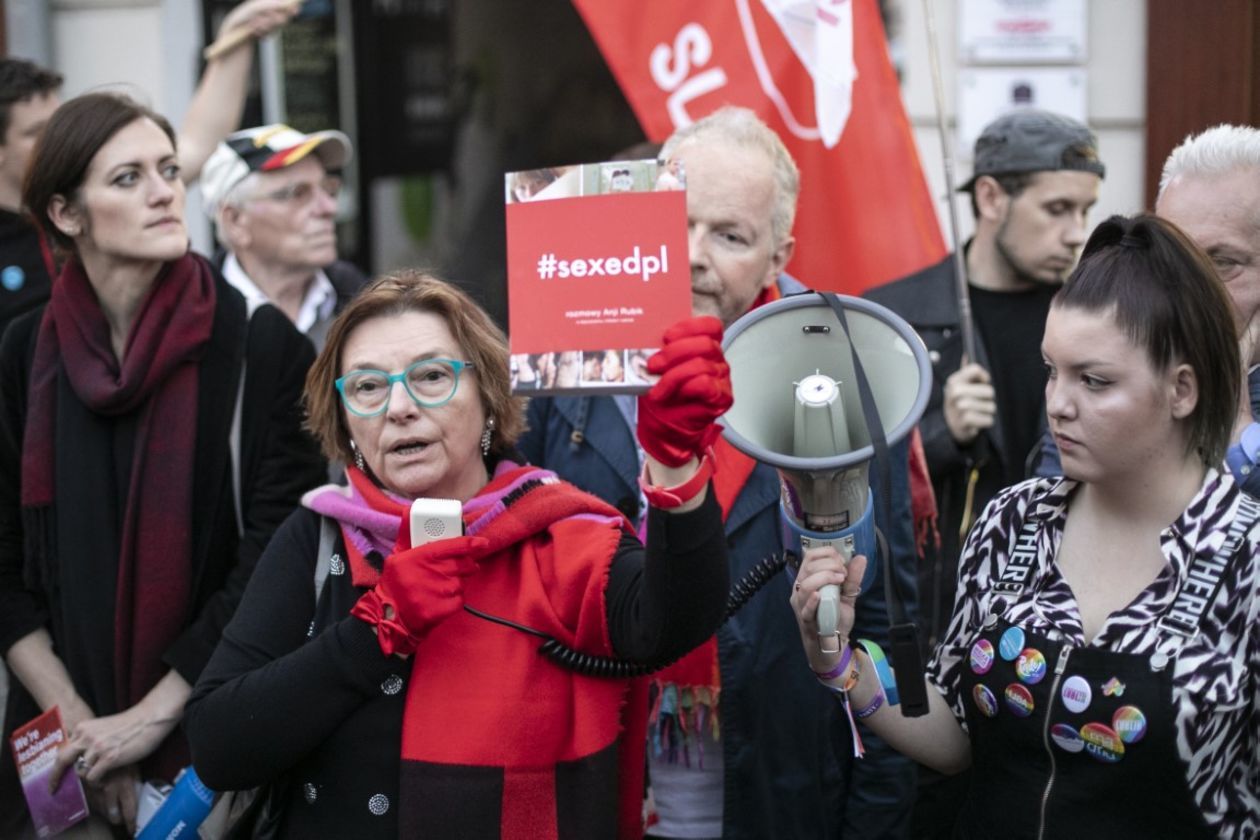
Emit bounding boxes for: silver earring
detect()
[481,418,495,457]
[350,440,365,471]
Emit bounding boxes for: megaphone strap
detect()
[818,292,930,717]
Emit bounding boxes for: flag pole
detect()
[920,0,977,365]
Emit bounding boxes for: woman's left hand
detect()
[789,545,866,667]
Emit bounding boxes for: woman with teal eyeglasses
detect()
[186,270,735,839]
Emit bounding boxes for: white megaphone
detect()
[719,293,931,654]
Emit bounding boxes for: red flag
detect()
[572,0,946,294]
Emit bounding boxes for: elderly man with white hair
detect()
[200,124,368,349]
[1037,124,1260,495]
[1156,125,1260,492]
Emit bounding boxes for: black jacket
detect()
[186,494,728,839]
[0,268,326,831]
[865,252,1045,640]
[210,250,370,349]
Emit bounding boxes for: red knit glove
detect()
[637,316,733,467]
[350,536,487,656]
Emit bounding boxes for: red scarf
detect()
[22,254,215,746]
[316,465,648,838]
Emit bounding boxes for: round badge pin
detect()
[1060,675,1092,713]
[998,626,1025,661]
[1,265,24,292]
[1080,722,1125,763]
[1050,723,1085,753]
[969,638,996,675]
[972,684,999,718]
[1015,648,1047,684]
[1112,706,1147,744]
[1004,683,1034,717]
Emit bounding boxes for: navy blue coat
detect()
[518,282,919,839]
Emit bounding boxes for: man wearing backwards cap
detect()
[865,108,1104,837]
[200,124,368,349]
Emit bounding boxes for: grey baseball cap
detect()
[960,109,1105,191]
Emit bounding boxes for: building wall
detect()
[41,0,211,250]
[894,0,1148,248]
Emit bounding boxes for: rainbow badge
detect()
[1102,677,1126,697]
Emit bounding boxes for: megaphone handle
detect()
[816,538,852,653]
[816,584,841,653]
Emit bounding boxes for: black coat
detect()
[209,250,370,350]
[0,268,326,832]
[865,252,1045,640]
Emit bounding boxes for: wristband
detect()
[856,639,899,707]
[854,691,885,719]
[827,674,867,758]
[639,450,714,510]
[812,644,853,682]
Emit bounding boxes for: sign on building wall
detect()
[957,67,1088,156]
[958,0,1087,64]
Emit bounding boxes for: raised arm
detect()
[177,0,299,182]
[603,314,733,659]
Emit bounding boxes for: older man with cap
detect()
[201,124,368,348]
[865,108,1104,837]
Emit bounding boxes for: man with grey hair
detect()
[520,106,919,840]
[658,106,801,326]
[200,124,367,349]
[1157,125,1260,492]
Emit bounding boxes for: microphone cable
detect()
[462,550,791,679]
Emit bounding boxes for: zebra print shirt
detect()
[926,470,1259,838]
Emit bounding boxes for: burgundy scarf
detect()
[22,253,215,737]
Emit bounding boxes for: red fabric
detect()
[351,535,487,656]
[502,768,559,840]
[21,253,215,721]
[36,225,56,281]
[907,426,940,559]
[344,464,645,839]
[748,278,783,312]
[341,466,408,585]
[637,315,733,467]
[570,0,946,294]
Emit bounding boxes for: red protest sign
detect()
[505,161,691,394]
